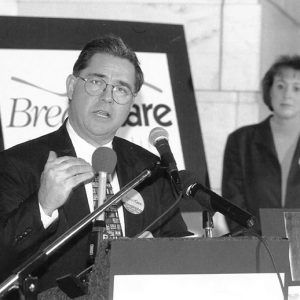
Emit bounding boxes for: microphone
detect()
[89,147,117,264]
[179,170,256,229]
[92,147,117,219]
[149,127,181,187]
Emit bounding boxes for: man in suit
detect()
[0,35,189,294]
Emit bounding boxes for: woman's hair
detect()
[73,34,144,93]
[262,55,300,111]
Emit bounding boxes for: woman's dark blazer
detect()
[222,116,300,233]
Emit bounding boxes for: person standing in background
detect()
[222,55,300,234]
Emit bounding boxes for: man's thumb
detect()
[47,150,57,162]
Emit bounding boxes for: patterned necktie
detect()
[91,176,123,239]
[103,181,123,239]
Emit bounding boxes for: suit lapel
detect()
[113,137,145,237]
[254,117,300,207]
[286,135,300,203]
[253,116,278,159]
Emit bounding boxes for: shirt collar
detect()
[66,120,112,164]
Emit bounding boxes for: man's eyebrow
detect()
[117,80,133,90]
[86,72,105,78]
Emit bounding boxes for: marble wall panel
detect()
[183,5,221,90]
[222,3,261,91]
[195,90,238,191]
[0,0,18,14]
[236,92,261,128]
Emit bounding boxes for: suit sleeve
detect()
[222,132,247,232]
[0,153,58,257]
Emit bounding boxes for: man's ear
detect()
[66,74,76,100]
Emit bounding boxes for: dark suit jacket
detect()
[0,122,189,291]
[222,116,300,233]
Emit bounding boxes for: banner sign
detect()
[0,50,185,168]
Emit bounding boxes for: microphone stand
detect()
[202,210,214,238]
[0,167,153,299]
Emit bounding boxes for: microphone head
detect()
[92,147,117,174]
[149,127,169,146]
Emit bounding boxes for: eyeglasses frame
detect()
[76,75,136,105]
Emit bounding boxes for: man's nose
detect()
[100,84,114,103]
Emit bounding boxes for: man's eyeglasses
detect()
[77,75,135,105]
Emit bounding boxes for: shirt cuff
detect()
[39,202,58,229]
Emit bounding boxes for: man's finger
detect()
[47,150,57,162]
[67,172,95,188]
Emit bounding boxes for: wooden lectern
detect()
[38,236,291,299]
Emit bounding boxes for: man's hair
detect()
[73,34,144,93]
[262,55,300,111]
